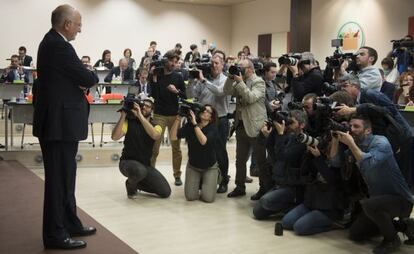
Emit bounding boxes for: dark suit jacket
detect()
[33,29,97,141]
[380,81,396,101]
[135,80,152,95]
[21,55,33,67]
[0,68,30,83]
[104,66,134,82]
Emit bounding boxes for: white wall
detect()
[230,0,290,57]
[0,0,231,67]
[311,0,414,67]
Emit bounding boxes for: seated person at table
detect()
[104,58,134,83]
[18,46,33,67]
[81,56,93,70]
[94,49,114,69]
[0,55,30,83]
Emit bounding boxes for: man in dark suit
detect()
[33,4,98,250]
[18,46,33,67]
[0,54,30,83]
[104,58,134,83]
[135,68,151,97]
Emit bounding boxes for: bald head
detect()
[119,58,128,71]
[51,4,82,41]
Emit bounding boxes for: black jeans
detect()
[216,116,229,182]
[119,160,171,198]
[349,195,413,242]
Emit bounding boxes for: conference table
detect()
[3,102,121,151]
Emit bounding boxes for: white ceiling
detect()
[158,0,255,6]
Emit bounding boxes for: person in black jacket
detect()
[104,58,134,83]
[33,4,98,249]
[93,49,114,69]
[281,144,346,235]
[18,46,33,67]
[289,52,324,102]
[253,110,308,220]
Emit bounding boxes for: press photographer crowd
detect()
[3,13,414,251]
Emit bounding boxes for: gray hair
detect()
[51,4,76,28]
[349,76,361,89]
[289,110,307,126]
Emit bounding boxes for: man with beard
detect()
[332,115,414,254]
[253,110,307,219]
[112,97,171,199]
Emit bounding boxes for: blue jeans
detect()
[281,204,333,235]
[253,186,297,220]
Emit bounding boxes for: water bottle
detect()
[18,90,25,102]
[94,90,100,103]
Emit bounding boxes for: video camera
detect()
[189,55,212,79]
[150,55,166,76]
[120,93,145,113]
[178,100,203,120]
[391,38,414,51]
[325,39,358,72]
[278,53,302,66]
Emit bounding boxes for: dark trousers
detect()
[119,160,171,198]
[349,195,413,242]
[216,117,229,182]
[40,140,83,244]
[235,127,265,189]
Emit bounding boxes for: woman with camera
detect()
[170,104,220,203]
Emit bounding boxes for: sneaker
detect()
[125,180,138,199]
[402,218,414,245]
[175,177,183,186]
[373,235,401,254]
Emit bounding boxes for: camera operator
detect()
[390,35,414,74]
[150,50,186,186]
[170,105,220,203]
[354,46,382,91]
[223,59,267,198]
[111,97,171,199]
[331,115,414,254]
[281,141,346,236]
[263,62,282,114]
[189,52,232,193]
[253,110,307,220]
[289,52,324,102]
[336,77,413,185]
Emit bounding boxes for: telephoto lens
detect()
[275,222,284,236]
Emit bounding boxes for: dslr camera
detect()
[120,93,144,113]
[325,39,358,72]
[278,53,302,66]
[178,100,203,120]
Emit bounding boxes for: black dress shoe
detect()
[44,238,87,250]
[227,187,246,198]
[245,176,253,183]
[250,189,265,201]
[217,183,228,193]
[402,218,414,245]
[70,226,97,237]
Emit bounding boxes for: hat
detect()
[142,96,155,105]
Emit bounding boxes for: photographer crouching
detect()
[331,115,414,254]
[112,96,171,199]
[170,105,220,203]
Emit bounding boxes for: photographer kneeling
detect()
[253,110,307,220]
[281,139,346,235]
[170,105,220,203]
[112,97,171,199]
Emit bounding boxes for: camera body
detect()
[278,53,301,66]
[392,39,414,51]
[150,55,166,76]
[121,93,144,113]
[228,65,245,76]
[178,100,203,120]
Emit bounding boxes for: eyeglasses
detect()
[202,108,213,115]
